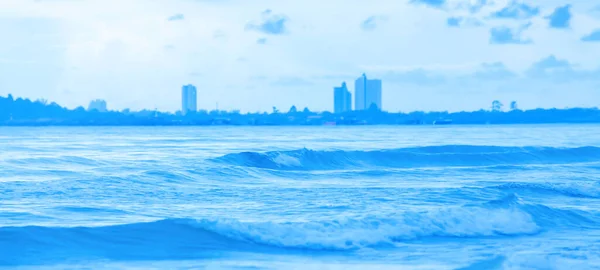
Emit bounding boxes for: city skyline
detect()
[4,91,600,127]
[2,1,600,113]
[182,72,383,114]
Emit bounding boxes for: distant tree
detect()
[303,107,310,113]
[510,101,518,111]
[272,106,279,114]
[492,100,503,112]
[7,94,13,101]
[288,105,297,114]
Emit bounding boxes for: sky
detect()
[1,0,600,113]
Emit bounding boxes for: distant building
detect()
[181,84,197,115]
[333,82,352,113]
[88,99,107,112]
[354,73,382,111]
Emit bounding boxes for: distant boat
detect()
[433,119,453,125]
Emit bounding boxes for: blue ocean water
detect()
[1,125,600,269]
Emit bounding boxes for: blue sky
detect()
[1,0,600,113]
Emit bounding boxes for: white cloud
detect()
[0,0,598,113]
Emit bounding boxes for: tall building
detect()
[366,79,382,110]
[333,82,352,113]
[88,99,107,112]
[354,73,382,111]
[181,84,197,115]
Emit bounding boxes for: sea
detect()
[1,125,600,270]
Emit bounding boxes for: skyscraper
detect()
[366,79,382,110]
[181,84,197,115]
[87,99,107,112]
[354,75,365,111]
[333,82,352,113]
[354,73,382,111]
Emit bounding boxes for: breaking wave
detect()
[212,145,600,170]
[2,195,597,265]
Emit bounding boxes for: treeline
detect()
[1,94,600,126]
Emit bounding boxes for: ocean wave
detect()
[201,195,598,247]
[3,193,599,267]
[456,253,600,270]
[495,182,600,199]
[3,195,594,266]
[0,209,536,257]
[211,145,600,170]
[6,155,104,167]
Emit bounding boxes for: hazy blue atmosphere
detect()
[2,0,600,112]
[3,1,600,269]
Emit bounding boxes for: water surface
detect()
[1,125,600,269]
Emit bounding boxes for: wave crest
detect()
[190,207,538,250]
[1,197,542,253]
[3,195,597,265]
[495,182,600,199]
[212,145,600,170]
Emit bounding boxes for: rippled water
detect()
[1,125,600,269]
